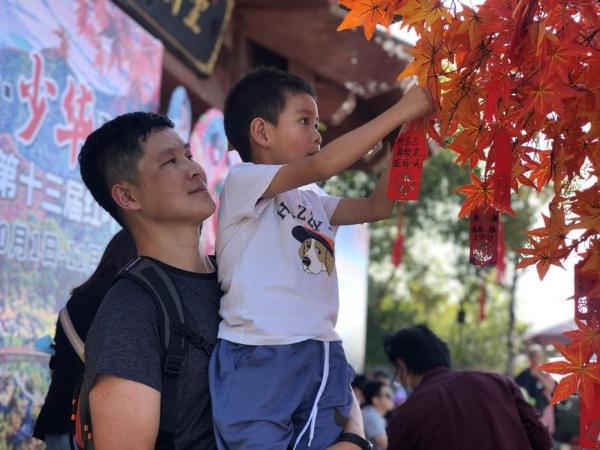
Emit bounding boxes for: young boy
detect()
[209,68,433,450]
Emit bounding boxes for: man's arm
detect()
[330,152,394,225]
[327,393,366,450]
[89,375,160,450]
[262,86,432,199]
[373,434,388,450]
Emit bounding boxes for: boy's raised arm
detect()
[261,86,432,199]
[330,151,395,226]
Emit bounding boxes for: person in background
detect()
[384,325,553,450]
[371,368,406,413]
[351,374,369,407]
[33,229,137,450]
[361,381,394,450]
[516,345,556,433]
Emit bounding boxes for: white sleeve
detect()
[301,188,342,220]
[220,163,282,222]
[320,194,342,220]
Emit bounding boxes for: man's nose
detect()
[188,158,204,179]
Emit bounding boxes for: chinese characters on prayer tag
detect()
[469,206,499,266]
[387,124,428,201]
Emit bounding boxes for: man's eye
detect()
[185,153,194,160]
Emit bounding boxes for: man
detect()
[516,345,556,431]
[78,112,221,449]
[384,325,553,450]
[77,112,365,450]
[361,381,394,450]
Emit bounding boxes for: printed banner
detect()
[0,1,163,447]
[190,108,238,255]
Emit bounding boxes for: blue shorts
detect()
[209,339,355,450]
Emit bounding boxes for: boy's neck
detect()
[131,223,212,273]
[250,146,279,165]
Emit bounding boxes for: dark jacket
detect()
[388,367,553,450]
[33,274,113,439]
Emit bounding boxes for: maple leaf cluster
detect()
[337,0,599,270]
[538,318,600,407]
[338,0,600,403]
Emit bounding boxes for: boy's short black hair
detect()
[78,112,174,227]
[384,325,451,374]
[363,381,386,406]
[223,67,316,163]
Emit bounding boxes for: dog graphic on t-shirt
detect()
[292,225,335,276]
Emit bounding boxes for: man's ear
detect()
[249,118,270,149]
[111,183,141,211]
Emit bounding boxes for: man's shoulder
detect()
[94,277,159,324]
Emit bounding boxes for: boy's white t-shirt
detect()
[216,162,342,345]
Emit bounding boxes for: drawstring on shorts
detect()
[293,341,330,449]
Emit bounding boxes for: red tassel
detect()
[391,214,404,267]
[492,131,512,211]
[478,283,486,321]
[387,123,428,201]
[496,220,506,282]
[392,232,404,267]
[469,206,499,266]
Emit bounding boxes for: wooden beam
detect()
[162,48,230,111]
[237,6,407,100]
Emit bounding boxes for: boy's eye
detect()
[185,153,194,161]
[300,118,310,126]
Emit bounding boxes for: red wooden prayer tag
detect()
[387,125,428,201]
[574,258,600,321]
[469,206,499,266]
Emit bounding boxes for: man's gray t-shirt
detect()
[83,259,221,450]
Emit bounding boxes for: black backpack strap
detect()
[116,257,185,439]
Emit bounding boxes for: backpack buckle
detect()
[164,354,184,375]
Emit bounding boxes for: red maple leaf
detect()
[457,174,493,218]
[539,342,600,406]
[563,318,600,362]
[337,0,393,40]
[517,236,569,280]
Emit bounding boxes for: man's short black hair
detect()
[363,381,387,406]
[78,112,174,227]
[384,325,451,374]
[223,67,316,163]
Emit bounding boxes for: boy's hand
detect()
[395,85,434,124]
